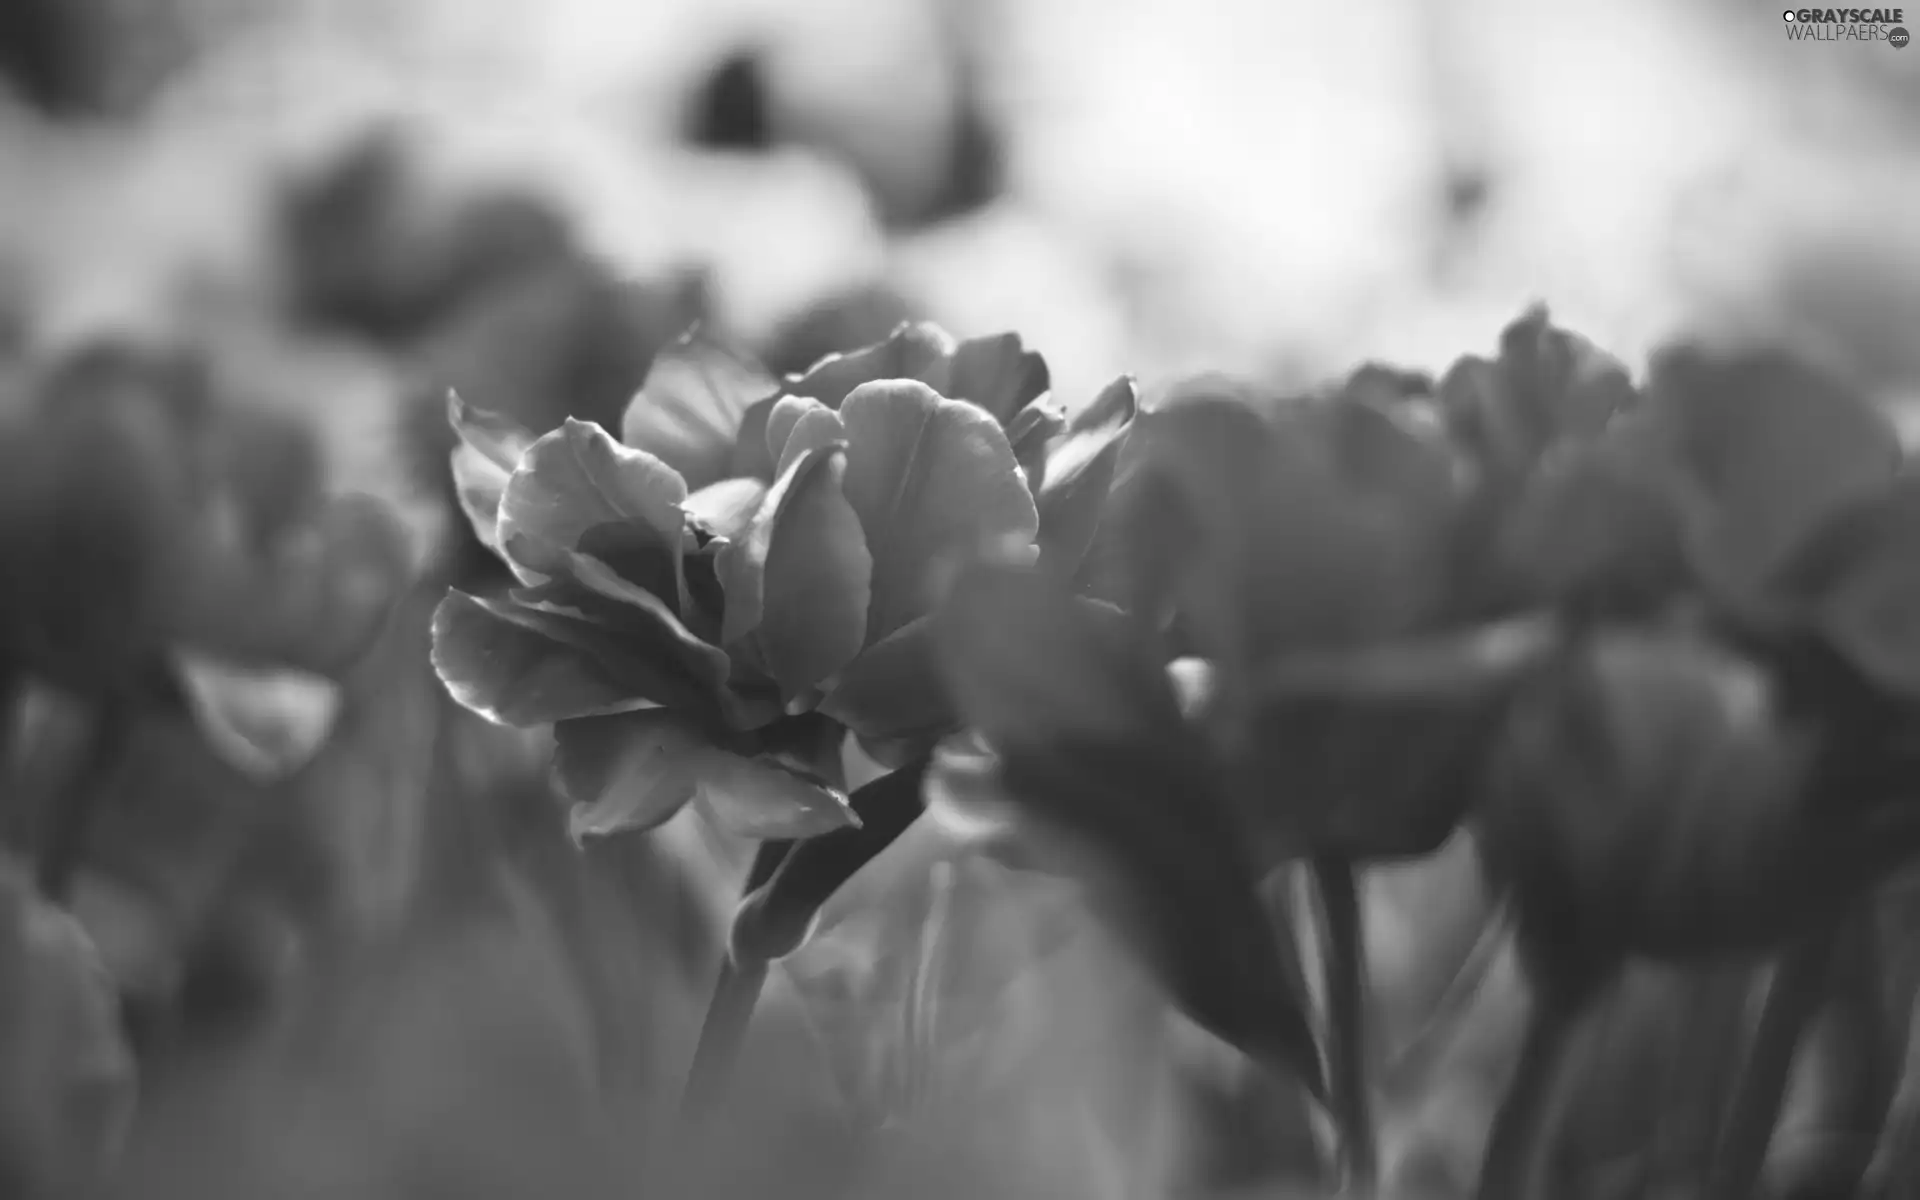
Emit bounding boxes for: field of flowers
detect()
[5,2,1920,1198]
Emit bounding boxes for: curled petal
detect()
[620,332,776,492]
[555,710,857,843]
[716,445,873,698]
[839,380,1040,644]
[497,418,689,591]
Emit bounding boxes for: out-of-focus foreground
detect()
[4,2,1920,1198]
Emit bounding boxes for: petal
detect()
[1764,472,1920,696]
[763,394,831,470]
[715,444,873,697]
[919,332,1052,426]
[1004,402,1066,489]
[446,393,536,556]
[1032,375,1137,579]
[1494,436,1689,618]
[171,650,343,783]
[1645,345,1902,598]
[684,477,768,542]
[497,418,689,591]
[1237,617,1561,862]
[432,590,699,726]
[175,493,413,678]
[785,321,958,409]
[817,614,953,741]
[839,379,1041,644]
[448,388,535,474]
[774,405,849,480]
[931,560,1325,1096]
[619,332,777,492]
[555,710,857,843]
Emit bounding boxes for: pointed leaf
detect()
[933,560,1326,1096]
[1646,346,1902,597]
[715,445,873,696]
[620,332,776,491]
[172,650,343,782]
[785,321,958,409]
[818,614,953,740]
[497,418,689,596]
[839,379,1041,644]
[921,332,1052,425]
[1033,375,1137,577]
[554,710,856,843]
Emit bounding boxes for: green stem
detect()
[1475,977,1587,1200]
[1312,855,1377,1193]
[1705,926,1842,1200]
[677,838,790,1123]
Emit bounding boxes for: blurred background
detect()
[2,1,1919,1197]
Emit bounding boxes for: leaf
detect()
[171,650,344,782]
[1763,472,1920,695]
[554,710,857,842]
[1235,616,1561,862]
[785,321,958,409]
[431,589,712,726]
[932,560,1326,1096]
[715,445,872,697]
[921,332,1052,425]
[839,380,1041,644]
[619,332,776,492]
[1645,345,1902,599]
[817,615,953,740]
[731,760,933,962]
[496,418,689,597]
[1033,375,1137,578]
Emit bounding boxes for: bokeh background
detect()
[3,1,1920,1197]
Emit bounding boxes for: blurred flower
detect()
[0,851,136,1199]
[0,341,412,781]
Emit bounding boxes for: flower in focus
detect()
[431,321,1137,843]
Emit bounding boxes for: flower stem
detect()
[38,699,129,903]
[678,838,790,1123]
[1705,925,1841,1200]
[1312,855,1377,1193]
[679,948,769,1122]
[1474,976,1587,1200]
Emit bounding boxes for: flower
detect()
[431,322,1138,843]
[0,343,413,781]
